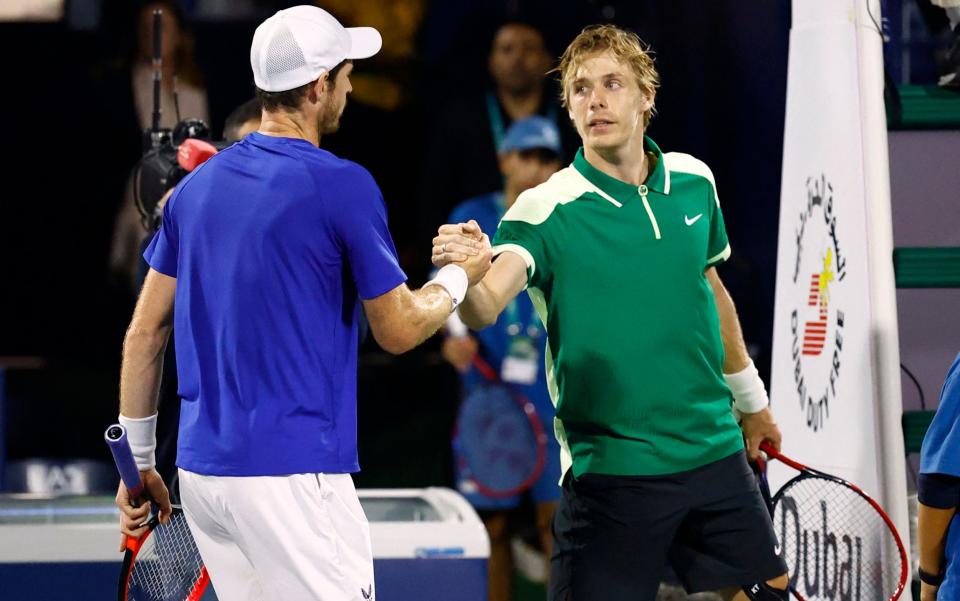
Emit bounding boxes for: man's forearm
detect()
[711,274,751,373]
[119,325,171,417]
[404,286,457,349]
[458,280,503,330]
[365,284,454,355]
[918,503,957,574]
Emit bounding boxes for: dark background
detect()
[0,0,946,488]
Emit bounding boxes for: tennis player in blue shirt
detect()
[918,353,960,601]
[114,6,491,601]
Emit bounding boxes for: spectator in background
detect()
[223,98,261,142]
[442,116,563,601]
[419,21,578,250]
[131,0,208,130]
[918,353,960,600]
[109,0,210,292]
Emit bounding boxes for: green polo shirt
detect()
[492,136,743,478]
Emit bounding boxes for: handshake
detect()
[431,219,494,286]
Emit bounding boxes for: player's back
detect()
[146,132,386,477]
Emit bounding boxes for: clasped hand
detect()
[432,219,492,286]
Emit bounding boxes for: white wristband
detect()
[724,361,769,414]
[424,264,468,313]
[118,413,158,471]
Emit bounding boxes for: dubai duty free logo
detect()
[787,175,848,432]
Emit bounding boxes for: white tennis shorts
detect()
[179,469,375,601]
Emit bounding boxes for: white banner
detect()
[770,1,910,598]
[771,7,877,492]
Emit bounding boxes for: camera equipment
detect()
[133,9,221,230]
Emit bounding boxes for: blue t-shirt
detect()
[144,132,407,476]
[920,352,960,599]
[449,193,553,420]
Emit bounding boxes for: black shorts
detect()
[549,450,788,601]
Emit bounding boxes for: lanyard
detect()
[485,91,558,150]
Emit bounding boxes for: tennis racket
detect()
[758,442,908,601]
[105,425,210,601]
[453,354,549,498]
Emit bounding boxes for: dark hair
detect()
[493,20,547,42]
[223,98,261,141]
[255,61,350,112]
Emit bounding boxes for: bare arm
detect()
[365,239,492,354]
[120,268,176,418]
[116,268,175,540]
[458,252,529,330]
[919,502,956,600]
[707,267,782,457]
[363,284,458,355]
[919,502,956,575]
[706,267,751,373]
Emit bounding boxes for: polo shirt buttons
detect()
[638,184,648,196]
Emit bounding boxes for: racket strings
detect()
[128,511,205,601]
[774,478,903,601]
[458,383,542,494]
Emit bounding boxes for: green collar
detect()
[572,136,667,201]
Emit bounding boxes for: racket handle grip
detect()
[105,424,144,499]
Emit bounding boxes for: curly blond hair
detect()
[554,25,660,127]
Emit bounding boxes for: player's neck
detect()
[258,111,321,147]
[497,86,542,121]
[583,135,648,186]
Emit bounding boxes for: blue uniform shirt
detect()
[145,132,407,476]
[920,353,960,599]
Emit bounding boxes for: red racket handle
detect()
[759,441,808,472]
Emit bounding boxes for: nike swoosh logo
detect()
[685,214,703,226]
[774,544,782,556]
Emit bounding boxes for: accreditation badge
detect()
[501,336,539,385]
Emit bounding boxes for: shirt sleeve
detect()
[143,189,181,277]
[705,178,731,268]
[918,472,960,509]
[492,192,552,289]
[329,166,407,300]
[921,353,960,478]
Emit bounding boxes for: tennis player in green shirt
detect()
[432,24,789,601]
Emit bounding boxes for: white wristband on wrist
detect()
[118,413,158,471]
[724,361,769,415]
[424,264,468,313]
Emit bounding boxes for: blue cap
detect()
[499,116,562,155]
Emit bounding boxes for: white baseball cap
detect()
[250,5,382,93]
